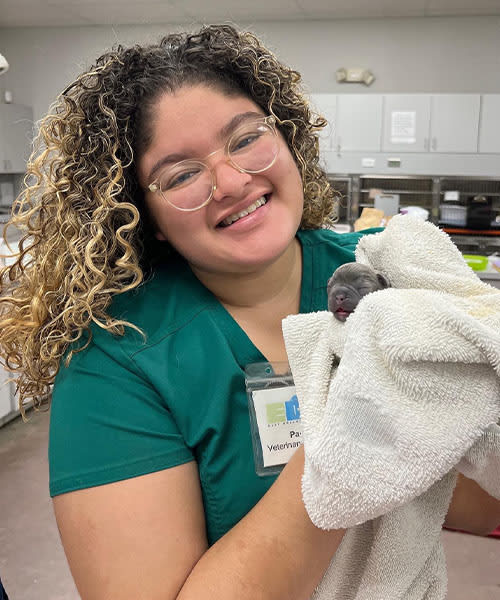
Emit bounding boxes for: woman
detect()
[0,24,498,600]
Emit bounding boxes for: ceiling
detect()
[1,0,500,27]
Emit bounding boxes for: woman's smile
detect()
[217,194,268,228]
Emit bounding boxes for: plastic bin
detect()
[440,204,466,227]
[463,254,489,271]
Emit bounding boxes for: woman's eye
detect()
[163,168,202,190]
[231,132,260,152]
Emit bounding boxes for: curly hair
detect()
[0,24,337,410]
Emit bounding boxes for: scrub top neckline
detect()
[202,231,314,367]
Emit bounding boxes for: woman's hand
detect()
[444,473,500,536]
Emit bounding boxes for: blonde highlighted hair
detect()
[0,24,337,410]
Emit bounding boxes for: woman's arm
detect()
[53,461,208,600]
[53,446,344,600]
[444,473,500,536]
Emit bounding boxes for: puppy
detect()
[327,262,390,322]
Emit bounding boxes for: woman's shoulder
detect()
[297,226,383,254]
[86,257,217,358]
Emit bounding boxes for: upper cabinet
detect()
[310,93,337,152]
[382,94,480,154]
[335,95,383,152]
[382,95,431,153]
[307,92,499,176]
[0,104,34,174]
[478,94,500,153]
[429,95,480,153]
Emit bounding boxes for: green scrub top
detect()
[49,227,380,544]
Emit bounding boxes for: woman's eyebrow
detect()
[148,111,264,182]
[218,111,263,141]
[148,152,190,182]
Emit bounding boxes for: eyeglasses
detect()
[148,115,279,212]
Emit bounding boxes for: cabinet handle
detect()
[336,137,342,155]
[431,137,437,151]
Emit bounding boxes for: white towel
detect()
[282,215,500,600]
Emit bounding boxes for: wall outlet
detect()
[361,158,376,168]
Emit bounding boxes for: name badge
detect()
[245,362,303,477]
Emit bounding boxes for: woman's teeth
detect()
[221,196,267,227]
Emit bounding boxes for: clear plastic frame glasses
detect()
[148,115,279,212]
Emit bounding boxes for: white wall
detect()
[0,16,499,120]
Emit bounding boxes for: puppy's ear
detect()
[377,273,391,289]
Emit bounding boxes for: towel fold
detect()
[282,215,500,600]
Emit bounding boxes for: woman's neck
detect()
[190,238,302,312]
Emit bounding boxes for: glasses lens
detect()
[228,121,279,173]
[158,161,213,210]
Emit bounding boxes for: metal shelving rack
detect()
[439,177,500,200]
[327,173,500,287]
[350,174,439,224]
[332,174,500,229]
[328,176,352,224]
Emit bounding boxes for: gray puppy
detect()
[327,262,391,322]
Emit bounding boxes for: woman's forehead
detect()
[137,85,263,181]
[152,85,260,130]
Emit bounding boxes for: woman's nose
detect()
[211,159,253,202]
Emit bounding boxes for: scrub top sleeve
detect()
[49,340,194,497]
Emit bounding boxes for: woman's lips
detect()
[218,195,269,228]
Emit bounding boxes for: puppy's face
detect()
[327,263,390,321]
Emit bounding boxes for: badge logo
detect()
[265,394,300,425]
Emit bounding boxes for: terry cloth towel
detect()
[282,215,500,600]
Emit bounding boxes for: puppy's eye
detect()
[358,287,372,295]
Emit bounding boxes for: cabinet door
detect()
[335,94,383,152]
[430,95,480,153]
[310,94,337,152]
[0,368,12,421]
[479,95,500,153]
[0,104,34,173]
[382,95,431,152]
[0,116,5,174]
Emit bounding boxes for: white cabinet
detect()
[0,103,34,173]
[310,93,337,152]
[382,95,431,152]
[335,94,383,152]
[0,368,12,422]
[479,95,500,153]
[0,238,18,425]
[429,95,480,153]
[384,94,482,154]
[0,115,5,173]
[308,92,499,176]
